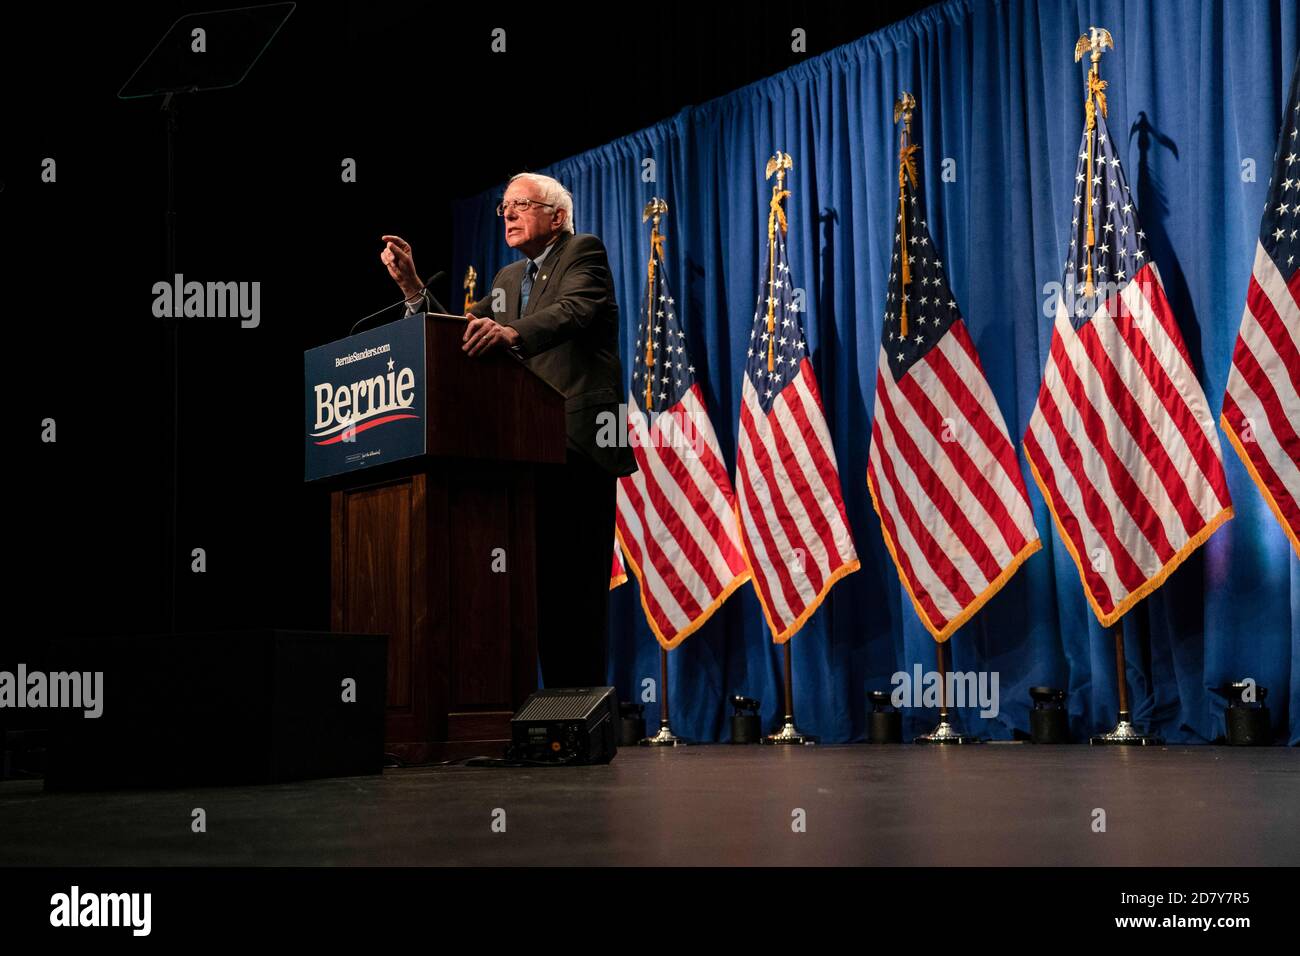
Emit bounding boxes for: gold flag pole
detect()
[887,91,979,746]
[1073,29,1161,748]
[764,151,792,374]
[462,265,477,314]
[1075,26,1113,298]
[642,198,668,412]
[893,92,919,339]
[637,196,689,748]
[757,153,815,747]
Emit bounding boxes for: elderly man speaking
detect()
[379,173,635,688]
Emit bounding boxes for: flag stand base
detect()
[1090,714,1162,746]
[763,642,816,744]
[640,723,690,747]
[1093,633,1163,745]
[913,643,980,743]
[763,719,817,745]
[641,649,690,746]
[914,718,980,744]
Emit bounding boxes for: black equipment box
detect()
[510,686,619,764]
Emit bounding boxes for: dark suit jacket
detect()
[467,231,636,477]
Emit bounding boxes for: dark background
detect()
[7,0,931,641]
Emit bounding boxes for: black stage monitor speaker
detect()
[510,686,619,764]
[41,630,386,791]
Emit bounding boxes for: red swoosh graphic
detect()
[313,413,419,445]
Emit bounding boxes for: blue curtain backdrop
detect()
[451,0,1300,744]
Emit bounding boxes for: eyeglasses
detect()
[496,198,557,216]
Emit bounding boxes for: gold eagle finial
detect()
[765,150,793,182]
[642,197,668,224]
[1075,26,1113,64]
[893,90,916,127]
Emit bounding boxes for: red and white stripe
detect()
[615,383,750,649]
[867,320,1040,641]
[1220,242,1300,557]
[1024,263,1233,625]
[610,540,628,590]
[736,358,859,642]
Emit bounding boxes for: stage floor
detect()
[2,744,1297,866]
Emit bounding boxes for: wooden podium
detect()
[326,314,566,762]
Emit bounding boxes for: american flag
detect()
[1023,64,1233,627]
[1220,53,1300,559]
[610,540,628,590]
[867,110,1041,642]
[615,220,750,649]
[736,156,859,642]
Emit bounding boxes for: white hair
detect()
[508,172,575,234]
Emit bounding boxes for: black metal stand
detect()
[163,91,181,633]
[118,4,297,634]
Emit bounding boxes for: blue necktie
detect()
[521,260,538,314]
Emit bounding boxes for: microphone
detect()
[350,271,448,335]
